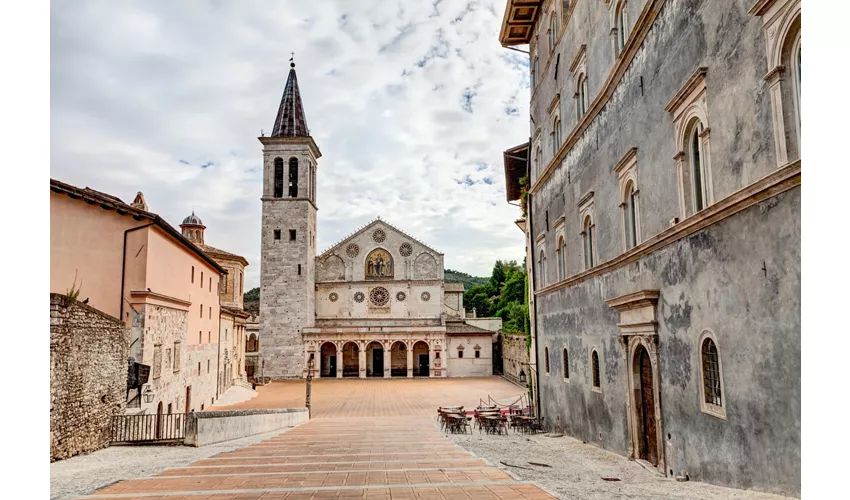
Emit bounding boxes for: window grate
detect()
[702,339,722,406]
[591,351,600,388]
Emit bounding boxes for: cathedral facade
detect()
[258,62,496,380]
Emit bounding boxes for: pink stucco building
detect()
[51,178,228,415]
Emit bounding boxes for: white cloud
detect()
[51,0,530,289]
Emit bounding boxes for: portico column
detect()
[336,342,343,379]
[358,342,367,379]
[407,343,414,378]
[384,341,391,377]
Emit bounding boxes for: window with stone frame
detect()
[153,345,162,379]
[570,44,588,123]
[615,148,640,251]
[556,236,566,280]
[591,349,601,391]
[666,67,714,220]
[548,11,558,55]
[562,348,569,380]
[538,248,546,288]
[699,330,727,419]
[578,191,596,270]
[750,0,801,166]
[544,346,550,374]
[613,1,629,57]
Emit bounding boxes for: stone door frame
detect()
[607,289,666,475]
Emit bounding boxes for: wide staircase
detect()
[77,416,556,499]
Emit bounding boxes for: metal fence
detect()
[111,413,186,444]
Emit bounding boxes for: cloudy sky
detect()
[51,0,530,289]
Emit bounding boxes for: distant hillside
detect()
[444,269,488,291]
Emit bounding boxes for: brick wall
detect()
[50,293,129,461]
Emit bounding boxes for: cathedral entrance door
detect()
[418,354,430,377]
[328,356,337,377]
[372,348,384,377]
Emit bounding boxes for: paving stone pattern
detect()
[76,416,556,499]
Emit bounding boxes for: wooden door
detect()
[638,347,658,465]
[329,355,337,377]
[419,354,430,377]
[372,349,384,377]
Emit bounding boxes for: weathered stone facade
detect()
[501,332,530,387]
[50,294,129,461]
[500,0,801,495]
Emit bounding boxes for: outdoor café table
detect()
[483,415,505,435]
[446,414,471,434]
[512,415,532,434]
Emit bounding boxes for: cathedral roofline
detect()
[258,135,322,159]
[318,217,444,259]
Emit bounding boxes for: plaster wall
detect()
[535,187,800,496]
[50,192,147,319]
[445,336,493,377]
[185,408,308,447]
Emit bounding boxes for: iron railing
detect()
[111,413,186,444]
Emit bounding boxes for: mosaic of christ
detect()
[365,248,393,278]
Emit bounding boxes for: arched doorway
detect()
[155,401,163,439]
[320,342,338,377]
[633,344,659,465]
[390,341,407,377]
[342,342,359,377]
[366,341,384,377]
[413,341,430,377]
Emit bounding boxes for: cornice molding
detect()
[577,190,595,208]
[129,290,192,307]
[535,160,801,297]
[748,0,776,16]
[664,67,708,113]
[614,147,639,174]
[547,93,561,114]
[569,44,587,73]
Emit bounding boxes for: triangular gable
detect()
[318,217,443,259]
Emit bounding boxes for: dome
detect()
[182,211,204,226]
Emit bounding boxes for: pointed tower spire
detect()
[271,56,310,137]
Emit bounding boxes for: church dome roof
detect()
[182,211,204,226]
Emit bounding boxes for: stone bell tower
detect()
[258,58,321,379]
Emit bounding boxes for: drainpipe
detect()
[120,221,156,322]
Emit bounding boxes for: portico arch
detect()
[341,341,359,377]
[412,341,430,377]
[390,341,408,377]
[320,342,338,378]
[366,341,384,377]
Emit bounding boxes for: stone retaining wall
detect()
[184,408,309,447]
[50,294,130,461]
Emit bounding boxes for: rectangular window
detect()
[199,331,202,344]
[191,266,195,283]
[209,306,211,319]
[274,229,281,240]
[298,264,302,275]
[475,350,481,359]
[200,304,203,318]
[289,229,296,241]
[209,277,212,292]
[201,271,204,287]
[458,350,464,359]
[207,360,210,373]
[208,331,211,343]
[173,342,181,372]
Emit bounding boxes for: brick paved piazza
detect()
[75,377,558,499]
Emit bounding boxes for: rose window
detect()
[372,229,386,243]
[396,291,407,301]
[421,291,431,301]
[353,291,365,303]
[329,292,339,302]
[346,244,360,258]
[399,242,413,257]
[370,287,390,307]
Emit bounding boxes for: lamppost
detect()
[142,385,155,404]
[305,356,315,419]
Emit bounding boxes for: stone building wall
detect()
[501,333,530,387]
[445,336,493,377]
[50,294,129,461]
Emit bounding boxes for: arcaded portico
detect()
[306,334,446,379]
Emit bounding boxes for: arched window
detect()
[273,158,284,198]
[616,1,628,56]
[563,348,569,380]
[549,13,558,53]
[288,157,299,197]
[536,147,543,177]
[582,215,595,269]
[699,332,725,418]
[187,231,193,240]
[791,34,801,145]
[591,350,601,389]
[557,236,566,280]
[624,181,638,249]
[538,249,546,288]
[553,118,561,155]
[246,334,258,353]
[239,272,243,296]
[577,74,588,118]
[687,118,707,213]
[544,347,550,374]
